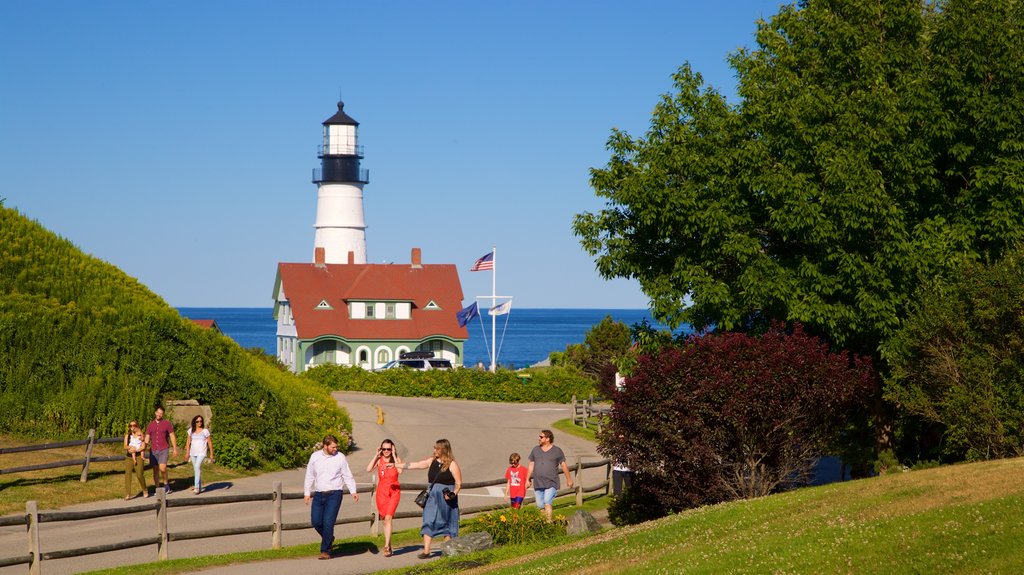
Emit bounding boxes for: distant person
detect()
[145,406,178,495]
[401,438,462,559]
[123,420,147,500]
[612,461,633,496]
[526,429,574,520]
[304,435,359,560]
[504,452,527,509]
[366,438,403,557]
[183,415,214,494]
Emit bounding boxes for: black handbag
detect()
[414,488,430,508]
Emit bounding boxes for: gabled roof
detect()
[275,262,467,341]
[188,319,221,333]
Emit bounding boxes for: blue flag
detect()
[456,302,479,327]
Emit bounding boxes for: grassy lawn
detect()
[438,457,1024,574]
[81,495,610,575]
[0,435,252,516]
[52,446,1024,574]
[551,417,598,443]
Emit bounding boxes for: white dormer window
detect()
[424,300,440,310]
[315,299,333,310]
[366,303,375,318]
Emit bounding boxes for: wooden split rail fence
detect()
[570,394,611,432]
[0,430,126,482]
[0,457,611,574]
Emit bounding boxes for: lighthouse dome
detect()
[322,101,359,126]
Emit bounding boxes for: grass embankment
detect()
[420,457,1024,574]
[0,436,250,516]
[82,496,610,575]
[82,457,1024,574]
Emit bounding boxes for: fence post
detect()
[27,500,41,575]
[80,428,96,482]
[605,460,612,496]
[574,456,583,506]
[570,394,577,425]
[370,477,379,537]
[272,482,282,550]
[157,487,168,560]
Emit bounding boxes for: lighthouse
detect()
[312,101,370,264]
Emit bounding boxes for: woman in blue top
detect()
[402,438,462,559]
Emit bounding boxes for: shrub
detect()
[464,506,566,545]
[874,449,903,476]
[599,323,876,517]
[607,480,664,527]
[302,364,596,403]
[884,249,1024,462]
[560,316,633,395]
[0,206,351,469]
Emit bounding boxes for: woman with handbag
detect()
[365,438,403,557]
[401,438,462,559]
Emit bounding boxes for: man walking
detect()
[145,406,178,495]
[304,435,359,560]
[526,429,574,520]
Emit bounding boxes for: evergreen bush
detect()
[302,364,596,403]
[0,206,351,469]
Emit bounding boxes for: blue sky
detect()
[1,1,780,308]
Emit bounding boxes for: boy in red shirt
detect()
[504,452,527,509]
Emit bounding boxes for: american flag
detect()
[470,251,494,272]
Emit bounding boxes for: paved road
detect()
[0,393,607,574]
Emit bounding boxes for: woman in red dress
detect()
[366,438,403,556]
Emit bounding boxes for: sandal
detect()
[417,552,432,559]
[383,546,393,557]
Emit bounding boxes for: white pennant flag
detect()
[489,300,512,316]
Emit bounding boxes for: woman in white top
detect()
[183,415,214,494]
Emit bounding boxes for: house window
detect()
[377,349,389,363]
[315,299,333,310]
[386,303,395,319]
[359,350,368,363]
[424,300,440,310]
[366,303,375,318]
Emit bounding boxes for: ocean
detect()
[177,307,680,368]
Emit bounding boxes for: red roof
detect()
[276,262,468,341]
[188,319,220,332]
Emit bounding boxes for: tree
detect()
[574,0,1024,363]
[560,315,632,395]
[883,248,1024,462]
[599,324,875,518]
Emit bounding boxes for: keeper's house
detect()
[272,247,468,373]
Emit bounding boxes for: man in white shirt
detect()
[304,435,359,560]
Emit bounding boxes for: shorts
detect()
[149,448,169,466]
[534,487,557,508]
[510,496,524,509]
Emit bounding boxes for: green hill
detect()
[0,205,349,469]
[438,458,1024,574]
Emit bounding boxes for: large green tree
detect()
[575,0,1024,362]
[883,248,1024,462]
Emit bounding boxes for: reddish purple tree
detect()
[600,324,876,515]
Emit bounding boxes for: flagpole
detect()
[490,246,497,372]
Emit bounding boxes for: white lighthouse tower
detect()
[312,101,370,264]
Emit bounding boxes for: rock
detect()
[442,532,494,556]
[566,510,602,536]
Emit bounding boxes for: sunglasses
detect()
[380,448,392,452]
